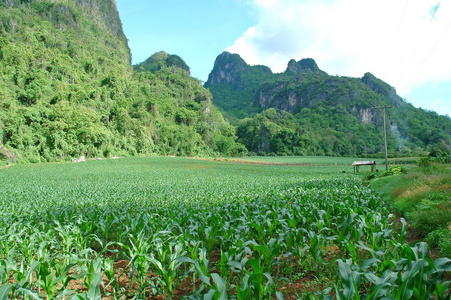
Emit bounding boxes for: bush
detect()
[417,156,430,168]
[389,165,408,175]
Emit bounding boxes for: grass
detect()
[369,163,451,256]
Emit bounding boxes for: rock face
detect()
[257,84,303,113]
[361,72,404,107]
[354,108,376,125]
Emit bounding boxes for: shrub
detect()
[417,156,430,168]
[389,165,407,175]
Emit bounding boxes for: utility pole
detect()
[372,105,393,171]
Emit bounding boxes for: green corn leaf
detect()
[69,293,88,300]
[434,281,451,299]
[395,279,414,300]
[433,257,451,271]
[0,284,12,300]
[15,288,42,300]
[365,282,393,300]
[192,261,211,286]
[203,289,217,300]
[55,289,77,299]
[87,274,103,300]
[176,256,196,264]
[211,273,227,299]
[361,258,380,271]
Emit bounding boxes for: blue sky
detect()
[116,0,451,117]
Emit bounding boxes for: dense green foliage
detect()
[236,108,384,156]
[206,52,451,156]
[134,51,191,75]
[0,0,243,164]
[1,157,450,299]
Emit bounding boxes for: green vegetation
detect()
[236,108,384,156]
[0,0,244,164]
[205,52,451,157]
[1,157,450,299]
[370,163,451,257]
[134,51,191,75]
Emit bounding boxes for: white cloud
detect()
[226,0,451,98]
[432,98,442,109]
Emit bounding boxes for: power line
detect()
[397,1,450,95]
[399,0,409,28]
[400,18,451,95]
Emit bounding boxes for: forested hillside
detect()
[0,0,243,163]
[205,52,451,156]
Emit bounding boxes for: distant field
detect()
[0,157,345,214]
[0,157,448,299]
[229,155,386,166]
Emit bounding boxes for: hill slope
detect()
[0,1,243,163]
[205,52,451,156]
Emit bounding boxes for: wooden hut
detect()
[352,161,376,173]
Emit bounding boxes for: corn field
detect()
[0,157,449,299]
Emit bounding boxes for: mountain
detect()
[0,1,244,163]
[205,52,451,156]
[134,51,190,75]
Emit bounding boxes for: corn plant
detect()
[147,235,187,300]
[331,243,451,299]
[177,247,212,296]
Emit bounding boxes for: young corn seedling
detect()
[246,257,278,300]
[3,259,40,300]
[82,257,103,291]
[69,273,104,300]
[179,238,202,291]
[250,238,284,274]
[301,230,325,276]
[204,226,220,254]
[176,247,215,297]
[147,239,187,300]
[102,257,118,296]
[202,273,229,300]
[34,256,83,300]
[127,230,152,286]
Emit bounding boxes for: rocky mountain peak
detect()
[285,58,321,74]
[204,52,251,87]
[361,72,404,107]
